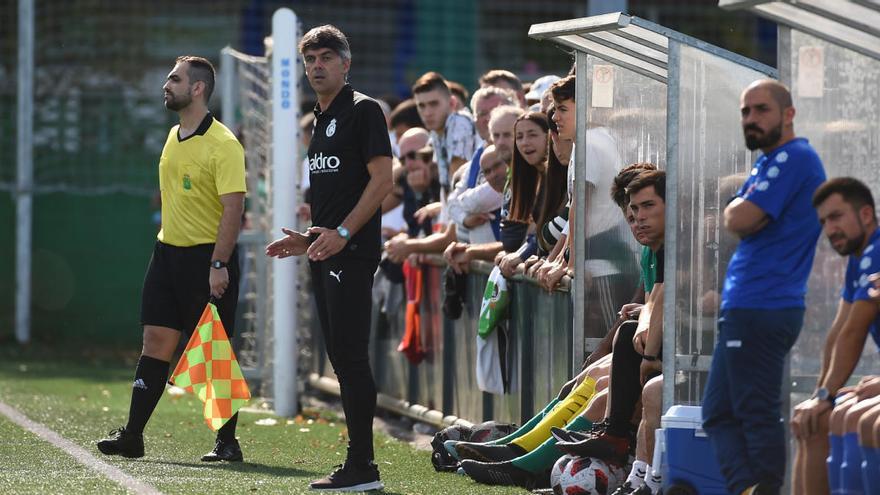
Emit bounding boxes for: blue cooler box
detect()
[662,405,727,495]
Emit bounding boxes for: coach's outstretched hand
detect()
[266,228,311,258]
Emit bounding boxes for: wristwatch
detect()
[814,387,835,405]
[336,225,351,241]
[210,260,227,269]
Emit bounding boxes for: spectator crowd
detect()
[294,62,880,495]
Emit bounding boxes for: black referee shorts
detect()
[141,241,239,336]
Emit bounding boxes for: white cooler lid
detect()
[661,405,703,429]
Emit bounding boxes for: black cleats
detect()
[453,442,525,462]
[309,462,384,492]
[201,438,243,462]
[460,459,539,489]
[96,427,144,458]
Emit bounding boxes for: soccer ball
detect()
[558,456,613,495]
[468,421,516,444]
[551,455,577,494]
[442,424,472,442]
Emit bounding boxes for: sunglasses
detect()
[402,150,434,162]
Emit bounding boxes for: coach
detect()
[265,25,392,492]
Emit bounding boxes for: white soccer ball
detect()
[551,455,576,494]
[559,456,614,495]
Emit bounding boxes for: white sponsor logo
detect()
[309,152,341,173]
[860,273,870,287]
[756,180,770,192]
[861,256,872,270]
[133,379,147,390]
[329,270,342,283]
[767,166,780,179]
[726,340,742,348]
[776,151,789,163]
[865,245,875,255]
[326,118,337,137]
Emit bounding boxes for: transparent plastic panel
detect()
[672,43,768,405]
[524,283,572,419]
[579,55,668,344]
[785,30,880,398]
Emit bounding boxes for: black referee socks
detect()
[217,413,238,442]
[125,355,170,436]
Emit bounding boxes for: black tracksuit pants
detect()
[310,257,379,465]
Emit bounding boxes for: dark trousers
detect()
[702,308,803,494]
[607,320,644,433]
[311,257,379,465]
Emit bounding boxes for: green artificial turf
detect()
[0,350,529,494]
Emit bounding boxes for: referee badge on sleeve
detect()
[183,174,192,190]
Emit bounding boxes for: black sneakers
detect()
[201,438,244,462]
[611,480,638,494]
[310,462,384,492]
[96,427,145,458]
[459,459,539,489]
[453,442,525,462]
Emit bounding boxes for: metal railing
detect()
[306,257,573,427]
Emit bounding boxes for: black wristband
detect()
[642,354,658,362]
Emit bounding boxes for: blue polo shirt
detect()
[721,138,826,310]
[841,227,880,351]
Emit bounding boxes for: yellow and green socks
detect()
[487,398,560,445]
[511,415,592,472]
[509,376,597,452]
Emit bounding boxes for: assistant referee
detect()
[97,56,247,462]
[265,25,393,492]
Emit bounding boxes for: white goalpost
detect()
[220,7,302,416]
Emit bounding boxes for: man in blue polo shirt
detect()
[702,79,826,495]
[790,177,880,494]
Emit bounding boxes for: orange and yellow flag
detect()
[170,303,251,431]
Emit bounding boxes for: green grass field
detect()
[0,349,529,494]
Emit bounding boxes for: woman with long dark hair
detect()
[535,108,571,254]
[497,111,549,277]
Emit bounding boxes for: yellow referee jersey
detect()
[157,114,246,247]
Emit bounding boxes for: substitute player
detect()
[791,178,880,494]
[266,25,392,492]
[97,56,247,461]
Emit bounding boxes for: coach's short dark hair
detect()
[298,24,351,61]
[176,55,215,102]
[813,177,876,215]
[412,71,450,96]
[550,75,576,103]
[627,170,666,203]
[611,163,658,208]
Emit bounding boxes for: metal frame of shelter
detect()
[720,0,880,413]
[720,0,880,61]
[529,13,777,413]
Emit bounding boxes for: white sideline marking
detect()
[0,400,162,495]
